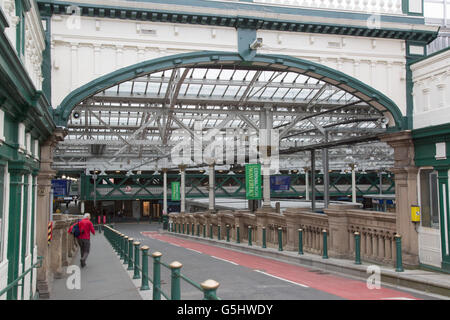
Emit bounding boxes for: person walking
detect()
[68,213,96,268]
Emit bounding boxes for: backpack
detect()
[71,220,82,238]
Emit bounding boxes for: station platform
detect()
[45,232,143,300]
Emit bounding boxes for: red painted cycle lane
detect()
[141,232,420,300]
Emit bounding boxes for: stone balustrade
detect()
[169,203,398,266]
[49,214,81,278]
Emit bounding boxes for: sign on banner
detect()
[245,164,262,200]
[171,181,181,201]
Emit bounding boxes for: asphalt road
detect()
[112,222,443,301]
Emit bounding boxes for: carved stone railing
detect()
[169,203,398,266]
[50,214,80,278]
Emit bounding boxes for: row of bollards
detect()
[169,221,404,272]
[103,225,222,300]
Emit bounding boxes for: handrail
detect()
[0,256,43,298]
[103,225,221,300]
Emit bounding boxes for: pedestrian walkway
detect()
[46,233,142,300]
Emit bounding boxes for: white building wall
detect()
[258,31,407,115]
[0,165,9,300]
[50,15,407,116]
[412,49,450,129]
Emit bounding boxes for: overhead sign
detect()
[171,181,181,201]
[51,179,71,198]
[245,163,262,200]
[270,176,291,192]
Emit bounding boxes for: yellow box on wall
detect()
[411,205,421,222]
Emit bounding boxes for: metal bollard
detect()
[322,230,329,259]
[278,227,283,251]
[192,223,195,236]
[226,225,230,242]
[119,234,125,260]
[210,224,213,239]
[248,226,252,246]
[201,279,220,300]
[395,234,404,272]
[128,238,134,270]
[298,229,303,255]
[140,246,150,291]
[203,224,206,238]
[183,223,185,234]
[197,224,200,237]
[262,227,266,249]
[236,225,240,244]
[218,225,221,241]
[133,242,141,279]
[186,223,189,235]
[123,236,129,264]
[152,252,162,300]
[354,232,361,265]
[170,261,183,300]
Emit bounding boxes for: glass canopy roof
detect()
[54,65,394,173]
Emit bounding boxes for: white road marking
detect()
[186,248,203,254]
[211,256,239,266]
[254,270,309,288]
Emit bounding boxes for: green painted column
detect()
[322,230,329,259]
[262,227,266,249]
[201,279,220,300]
[29,174,37,299]
[152,252,162,300]
[226,225,230,242]
[133,242,141,279]
[395,234,404,272]
[209,224,213,239]
[354,232,361,265]
[203,224,206,238]
[140,246,150,291]
[298,229,303,255]
[128,238,134,270]
[123,236,129,264]
[437,168,450,271]
[248,226,252,246]
[20,174,29,299]
[192,223,195,236]
[236,225,240,244]
[217,225,221,241]
[6,169,25,300]
[278,227,283,251]
[170,261,183,300]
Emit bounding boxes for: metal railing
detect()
[0,256,43,300]
[103,225,221,300]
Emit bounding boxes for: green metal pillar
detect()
[128,238,134,270]
[322,230,329,259]
[170,261,183,300]
[248,226,252,246]
[140,246,150,291]
[278,227,283,251]
[354,232,361,265]
[133,242,141,279]
[236,225,240,244]
[123,236,129,264]
[395,234,404,272]
[262,227,266,248]
[217,225,221,241]
[152,252,162,300]
[201,280,220,300]
[209,224,213,239]
[226,225,230,242]
[298,229,303,255]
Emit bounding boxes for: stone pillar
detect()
[284,210,301,251]
[324,206,351,259]
[350,164,357,203]
[36,129,66,298]
[380,130,419,266]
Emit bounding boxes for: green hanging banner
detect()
[171,181,181,201]
[245,163,262,200]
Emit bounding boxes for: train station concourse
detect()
[0,0,450,302]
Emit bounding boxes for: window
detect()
[419,169,440,229]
